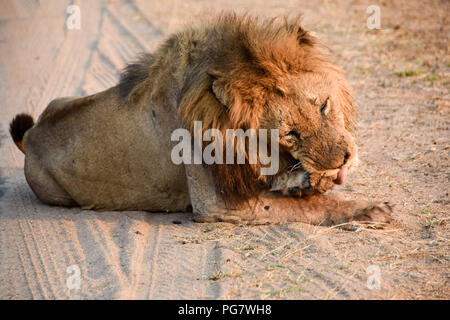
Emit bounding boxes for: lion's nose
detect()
[343,151,351,164]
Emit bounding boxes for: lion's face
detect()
[262,72,357,177]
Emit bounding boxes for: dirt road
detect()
[0,0,448,299]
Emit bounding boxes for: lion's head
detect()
[179,14,357,203]
[262,71,358,177]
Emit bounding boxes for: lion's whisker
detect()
[289,161,303,172]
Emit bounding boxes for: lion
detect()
[9,14,392,226]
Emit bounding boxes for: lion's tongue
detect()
[334,167,348,185]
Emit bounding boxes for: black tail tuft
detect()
[9,113,34,146]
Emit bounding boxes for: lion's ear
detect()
[207,69,259,129]
[209,69,230,108]
[211,80,230,108]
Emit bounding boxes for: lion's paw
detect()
[271,170,335,197]
[353,202,394,227]
[302,172,335,196]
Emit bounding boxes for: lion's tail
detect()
[9,113,34,154]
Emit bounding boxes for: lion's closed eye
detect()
[287,130,301,140]
[320,98,330,116]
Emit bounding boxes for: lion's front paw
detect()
[353,202,394,226]
[270,170,309,196]
[271,170,336,197]
[303,172,335,196]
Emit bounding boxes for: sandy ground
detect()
[0,0,448,299]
